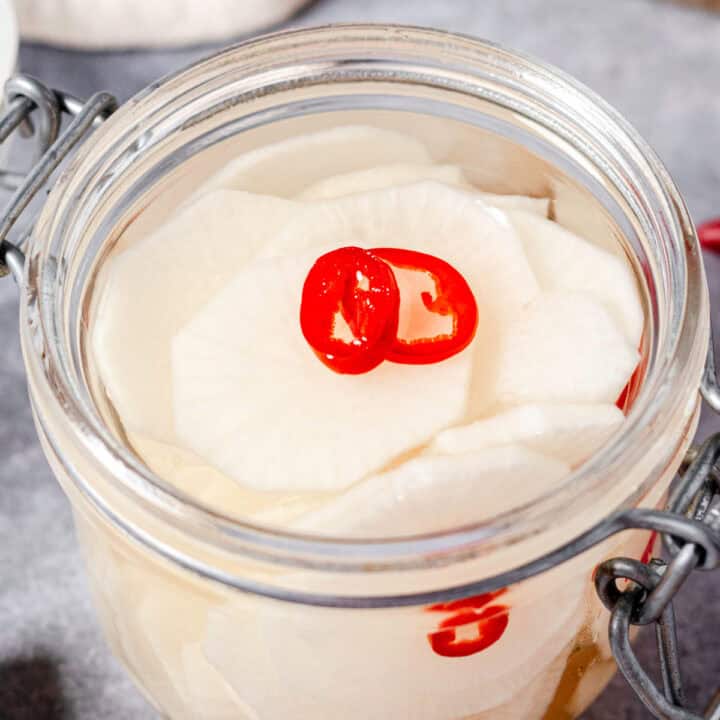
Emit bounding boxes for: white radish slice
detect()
[203,535,586,718]
[172,248,473,493]
[431,403,624,467]
[468,646,571,720]
[477,193,550,218]
[265,182,540,317]
[293,446,570,537]
[508,210,643,344]
[197,125,433,198]
[494,292,639,408]
[296,163,468,200]
[296,163,551,220]
[90,190,299,442]
[182,645,260,720]
[130,575,255,719]
[127,431,330,522]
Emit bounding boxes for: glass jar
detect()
[10,24,712,720]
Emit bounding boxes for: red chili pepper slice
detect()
[428,605,510,658]
[698,218,720,252]
[300,246,399,374]
[371,248,478,365]
[641,531,659,565]
[615,344,646,414]
[615,383,630,412]
[615,365,639,413]
[301,246,477,374]
[426,590,510,658]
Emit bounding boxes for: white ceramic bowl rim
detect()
[0,0,19,88]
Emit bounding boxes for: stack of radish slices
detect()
[90,125,643,536]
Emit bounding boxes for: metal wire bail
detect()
[594,434,720,719]
[0,74,118,281]
[701,325,720,414]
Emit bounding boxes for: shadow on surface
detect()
[0,655,68,720]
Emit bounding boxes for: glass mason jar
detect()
[2,24,716,720]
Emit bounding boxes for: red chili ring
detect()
[300,246,400,374]
[371,248,479,365]
[427,606,510,658]
[426,590,510,658]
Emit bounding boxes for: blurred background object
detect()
[0,0,18,174]
[0,0,18,83]
[13,0,312,49]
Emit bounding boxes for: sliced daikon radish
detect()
[265,182,540,317]
[494,292,639,408]
[182,644,260,720]
[172,248,473,492]
[508,210,643,344]
[204,566,585,718]
[467,642,572,720]
[128,431,330,522]
[297,163,551,220]
[297,163,467,200]
[90,190,298,442]
[293,445,569,536]
[431,403,623,467]
[198,125,433,197]
[129,575,254,719]
[477,193,550,218]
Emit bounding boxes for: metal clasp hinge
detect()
[0,75,118,281]
[595,434,720,720]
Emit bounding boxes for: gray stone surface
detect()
[1,0,719,718]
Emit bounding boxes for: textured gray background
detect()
[1,1,720,718]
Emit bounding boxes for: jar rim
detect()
[22,24,709,591]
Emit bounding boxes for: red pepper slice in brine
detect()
[616,364,640,413]
[300,246,477,374]
[641,531,659,565]
[616,343,646,414]
[426,590,510,658]
[371,248,479,365]
[300,247,399,374]
[428,606,510,658]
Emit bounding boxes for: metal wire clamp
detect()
[0,74,117,281]
[593,432,720,719]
